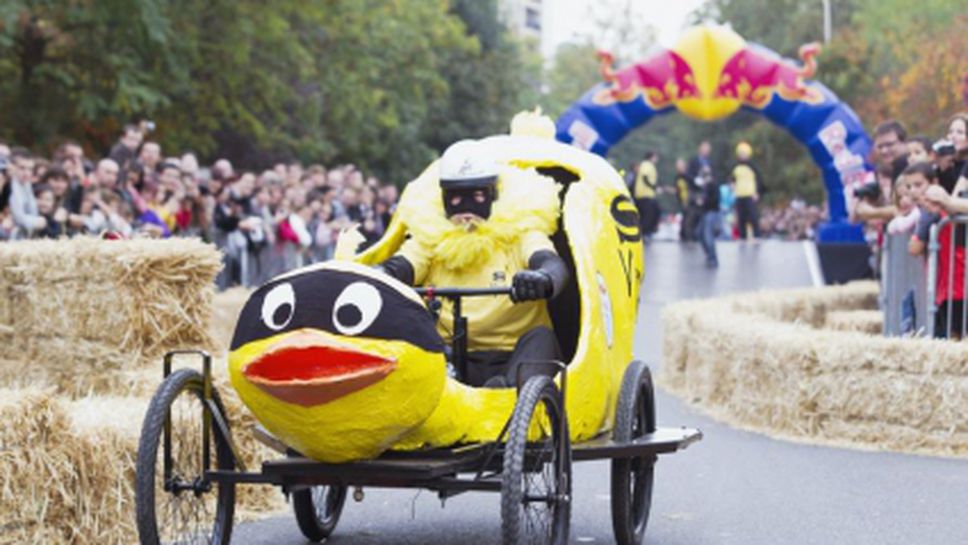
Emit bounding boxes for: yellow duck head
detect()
[228,260,447,462]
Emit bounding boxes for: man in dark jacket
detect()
[684,141,713,242]
[695,166,720,268]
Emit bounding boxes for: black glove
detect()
[511,270,553,302]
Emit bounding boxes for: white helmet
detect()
[438,140,499,189]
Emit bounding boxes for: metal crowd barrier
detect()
[881,231,927,336]
[926,215,968,339]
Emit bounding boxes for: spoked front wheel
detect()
[135,368,236,545]
[501,375,571,545]
[292,484,348,542]
[610,361,657,545]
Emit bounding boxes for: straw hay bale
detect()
[727,280,879,326]
[0,389,141,544]
[660,281,968,458]
[0,386,285,544]
[0,240,290,542]
[0,239,245,395]
[824,310,883,334]
[0,238,221,373]
[210,287,251,352]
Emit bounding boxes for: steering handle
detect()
[414,286,512,298]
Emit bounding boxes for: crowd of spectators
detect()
[853,113,968,338]
[757,200,826,241]
[0,123,400,289]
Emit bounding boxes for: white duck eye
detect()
[261,283,295,331]
[333,282,382,336]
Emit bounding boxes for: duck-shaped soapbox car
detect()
[134,133,701,545]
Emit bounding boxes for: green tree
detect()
[420,0,543,157]
[0,0,182,149]
[0,0,493,184]
[542,42,601,119]
[158,0,317,160]
[823,0,968,137]
[293,0,474,181]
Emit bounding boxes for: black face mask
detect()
[442,186,495,219]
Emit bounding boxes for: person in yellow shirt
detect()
[730,141,763,239]
[378,140,569,387]
[633,150,660,240]
[674,157,690,209]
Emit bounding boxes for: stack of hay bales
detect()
[0,389,145,543]
[0,238,221,393]
[0,239,281,543]
[662,281,968,458]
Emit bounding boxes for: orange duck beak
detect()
[243,330,396,407]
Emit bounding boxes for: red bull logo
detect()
[593,26,826,121]
[594,50,700,110]
[714,43,824,108]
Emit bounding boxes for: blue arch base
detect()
[555,59,871,243]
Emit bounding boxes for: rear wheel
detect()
[501,375,571,545]
[610,361,657,545]
[292,484,347,542]
[135,368,236,545]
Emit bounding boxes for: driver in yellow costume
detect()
[378,140,570,388]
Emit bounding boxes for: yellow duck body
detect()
[228,134,643,463]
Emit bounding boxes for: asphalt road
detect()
[234,241,968,545]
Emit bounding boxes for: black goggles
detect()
[442,185,496,219]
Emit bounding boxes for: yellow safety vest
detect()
[398,231,554,351]
[634,161,658,199]
[733,164,758,198]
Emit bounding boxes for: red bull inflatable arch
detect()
[555,25,872,242]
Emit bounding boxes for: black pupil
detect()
[273,303,292,325]
[336,304,363,328]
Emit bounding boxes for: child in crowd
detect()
[137,182,173,237]
[906,136,933,165]
[888,173,920,235]
[907,162,965,338]
[886,170,923,334]
[100,191,135,237]
[33,184,64,238]
[908,162,939,256]
[78,188,104,234]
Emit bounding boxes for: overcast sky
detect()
[542,0,707,58]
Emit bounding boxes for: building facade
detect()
[499,0,545,50]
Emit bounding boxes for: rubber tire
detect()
[292,484,348,542]
[501,375,571,545]
[136,368,236,545]
[610,361,657,545]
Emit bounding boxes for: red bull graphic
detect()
[589,27,824,119]
[555,25,874,241]
[714,43,824,108]
[593,50,700,110]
